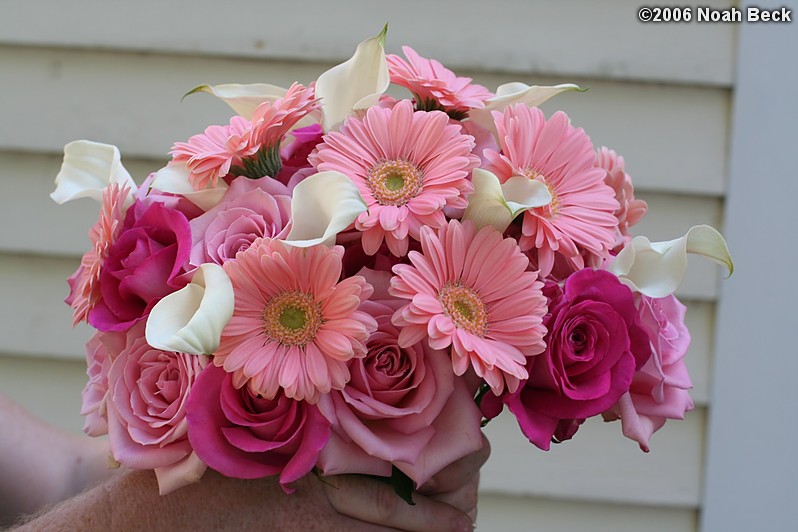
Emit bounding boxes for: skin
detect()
[2,394,490,531]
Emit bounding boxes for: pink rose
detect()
[316,276,483,487]
[274,124,324,187]
[80,330,126,437]
[503,269,652,450]
[188,176,292,266]
[603,294,694,451]
[106,323,209,494]
[186,365,330,493]
[90,200,192,332]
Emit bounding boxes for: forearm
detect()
[0,394,113,526]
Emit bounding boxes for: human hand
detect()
[417,433,491,522]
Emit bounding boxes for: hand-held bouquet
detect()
[53,27,733,496]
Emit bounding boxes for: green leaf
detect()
[389,466,416,506]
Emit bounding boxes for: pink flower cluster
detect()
[61,38,694,498]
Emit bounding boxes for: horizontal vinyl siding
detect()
[0,0,735,85]
[0,46,730,196]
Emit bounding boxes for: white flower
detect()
[51,140,136,204]
[314,25,390,131]
[608,225,734,297]
[463,169,552,232]
[145,263,234,355]
[283,171,367,247]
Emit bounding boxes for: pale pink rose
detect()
[317,289,483,487]
[80,330,126,437]
[106,322,209,494]
[595,147,648,250]
[603,294,693,451]
[188,176,292,266]
[186,365,330,493]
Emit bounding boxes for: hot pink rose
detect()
[186,365,330,493]
[603,294,694,451]
[106,323,209,494]
[90,199,192,332]
[274,123,324,187]
[503,269,652,450]
[80,330,126,437]
[188,176,292,266]
[316,276,483,487]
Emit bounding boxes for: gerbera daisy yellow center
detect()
[367,159,423,206]
[262,291,322,346]
[438,282,488,336]
[522,167,560,215]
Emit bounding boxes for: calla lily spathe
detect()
[51,140,137,205]
[145,263,234,355]
[462,168,552,232]
[283,171,367,247]
[608,224,734,298]
[183,28,390,133]
[185,83,288,120]
[314,25,390,132]
[469,82,584,138]
[151,162,229,211]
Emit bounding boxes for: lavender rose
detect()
[502,269,652,450]
[316,276,483,487]
[188,176,292,266]
[186,365,330,493]
[603,294,694,451]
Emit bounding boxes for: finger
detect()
[429,472,479,516]
[418,434,490,495]
[322,474,474,532]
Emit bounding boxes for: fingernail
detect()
[453,515,474,532]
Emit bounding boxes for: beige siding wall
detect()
[0,2,735,529]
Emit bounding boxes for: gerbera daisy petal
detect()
[215,238,376,404]
[310,99,477,256]
[485,105,620,279]
[389,220,547,394]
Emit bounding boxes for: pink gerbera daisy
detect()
[484,105,620,278]
[170,115,256,190]
[387,46,493,120]
[66,183,131,325]
[390,220,548,395]
[170,83,319,189]
[595,147,648,250]
[214,238,377,404]
[310,99,479,257]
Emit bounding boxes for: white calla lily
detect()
[151,163,228,211]
[183,83,288,120]
[608,225,734,298]
[463,169,552,231]
[284,171,367,247]
[51,140,137,204]
[145,263,234,355]
[469,83,585,138]
[315,25,390,132]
